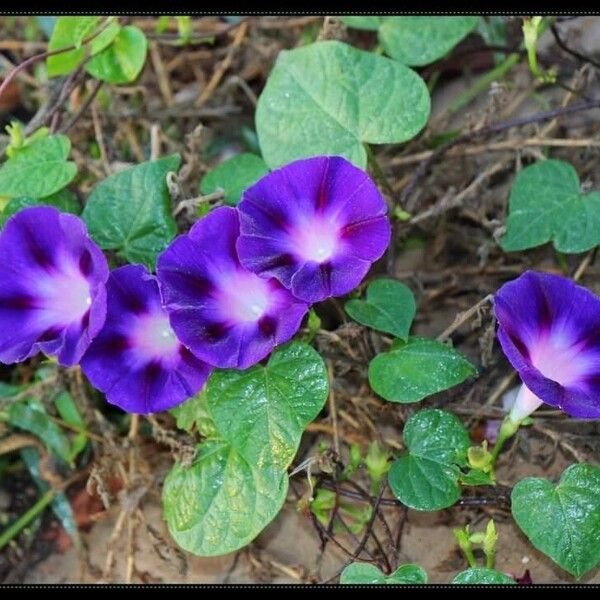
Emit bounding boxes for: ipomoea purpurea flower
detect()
[157,206,308,370]
[81,264,211,414]
[236,156,391,303]
[0,206,108,366]
[495,270,600,421]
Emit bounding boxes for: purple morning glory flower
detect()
[0,206,108,366]
[81,264,211,414]
[236,156,391,303]
[495,270,600,420]
[157,206,308,370]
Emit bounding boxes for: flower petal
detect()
[81,265,211,414]
[157,207,308,370]
[237,156,390,303]
[0,206,108,366]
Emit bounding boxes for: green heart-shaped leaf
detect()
[200,153,269,206]
[86,26,148,84]
[345,278,416,340]
[340,562,427,584]
[502,159,600,253]
[0,135,77,199]
[163,343,329,556]
[342,16,479,66]
[388,409,470,511]
[369,337,477,403]
[511,463,600,578]
[256,40,430,169]
[163,440,288,557]
[82,155,179,269]
[452,568,515,584]
[207,342,329,471]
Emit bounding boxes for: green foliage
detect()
[54,391,87,461]
[200,153,269,205]
[8,400,72,464]
[460,468,494,487]
[0,189,80,228]
[379,17,479,66]
[502,159,600,253]
[207,342,329,471]
[256,40,430,169]
[345,278,416,340]
[170,390,217,438]
[4,122,49,159]
[340,16,384,31]
[86,26,148,84]
[46,17,134,82]
[369,337,477,403]
[47,16,100,76]
[164,342,329,556]
[82,155,180,269]
[364,441,391,494]
[89,20,121,55]
[342,16,479,66]
[176,17,193,45]
[388,409,470,511]
[522,17,556,83]
[340,562,428,584]
[163,439,288,557]
[511,464,600,578]
[20,447,80,544]
[454,519,499,570]
[0,135,77,199]
[310,488,372,535]
[452,568,515,584]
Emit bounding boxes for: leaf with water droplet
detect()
[511,463,600,578]
[452,568,515,584]
[163,440,288,556]
[388,409,470,511]
[340,562,427,584]
[163,342,329,556]
[207,342,329,471]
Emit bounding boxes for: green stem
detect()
[448,52,520,115]
[485,549,496,570]
[464,545,478,569]
[491,416,522,462]
[0,489,54,550]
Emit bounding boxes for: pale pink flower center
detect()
[529,330,591,386]
[218,270,270,323]
[132,313,179,359]
[291,217,339,263]
[35,261,91,325]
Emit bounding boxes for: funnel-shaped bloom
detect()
[236,156,391,303]
[495,270,600,420]
[157,207,308,370]
[0,206,108,366]
[81,265,211,414]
